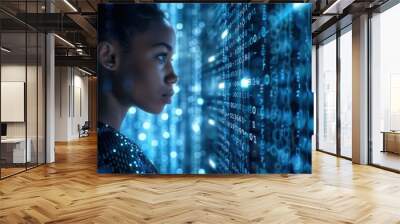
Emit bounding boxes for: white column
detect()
[46,1,55,163]
[352,14,369,164]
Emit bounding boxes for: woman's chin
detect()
[142,105,165,115]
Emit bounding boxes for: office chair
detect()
[78,121,90,138]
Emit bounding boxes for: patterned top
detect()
[97,122,158,174]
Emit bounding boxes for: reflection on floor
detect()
[373,150,400,171]
[0,163,41,178]
[0,167,25,177]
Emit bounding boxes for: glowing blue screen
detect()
[118,3,313,174]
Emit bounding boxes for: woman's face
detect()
[116,19,177,114]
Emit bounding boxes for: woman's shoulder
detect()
[97,122,158,174]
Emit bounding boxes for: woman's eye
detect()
[156,54,168,65]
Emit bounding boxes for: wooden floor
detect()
[1,135,400,224]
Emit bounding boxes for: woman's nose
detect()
[165,67,178,85]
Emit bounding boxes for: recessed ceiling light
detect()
[322,0,354,15]
[63,0,78,12]
[54,34,75,48]
[78,67,92,76]
[1,47,11,53]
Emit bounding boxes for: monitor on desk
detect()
[1,123,7,138]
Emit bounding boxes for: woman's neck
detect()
[99,92,129,130]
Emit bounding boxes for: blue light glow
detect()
[151,140,159,147]
[192,84,201,92]
[192,123,200,133]
[175,108,183,116]
[208,119,215,126]
[209,159,216,169]
[173,85,180,93]
[221,29,228,39]
[128,107,136,115]
[218,82,225,90]
[143,121,151,129]
[293,3,306,9]
[138,133,146,141]
[240,78,251,88]
[161,113,169,121]
[170,151,178,158]
[162,131,170,139]
[197,98,204,105]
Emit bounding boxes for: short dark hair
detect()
[98,4,166,47]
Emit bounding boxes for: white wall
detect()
[55,67,89,141]
[1,65,26,81]
[312,45,316,151]
[72,73,89,138]
[1,65,40,137]
[55,67,69,141]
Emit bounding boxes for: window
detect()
[371,2,400,171]
[339,28,352,158]
[317,36,337,154]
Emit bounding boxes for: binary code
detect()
[120,3,313,174]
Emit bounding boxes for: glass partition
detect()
[317,36,337,154]
[0,0,46,179]
[1,31,28,177]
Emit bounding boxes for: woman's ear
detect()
[98,41,119,71]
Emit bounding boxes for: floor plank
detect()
[1,135,400,223]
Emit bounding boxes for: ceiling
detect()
[0,0,392,74]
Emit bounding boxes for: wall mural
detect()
[97,3,313,174]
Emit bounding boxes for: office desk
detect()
[1,138,31,163]
[382,131,400,154]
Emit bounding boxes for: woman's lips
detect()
[161,91,174,104]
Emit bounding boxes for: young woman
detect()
[97,4,178,173]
